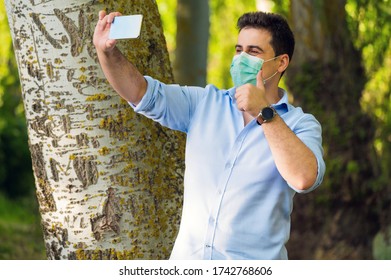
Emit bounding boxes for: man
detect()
[93,10,325,260]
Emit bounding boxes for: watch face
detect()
[262,107,275,120]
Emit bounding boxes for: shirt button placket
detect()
[204,215,217,258]
[203,131,247,259]
[203,170,230,259]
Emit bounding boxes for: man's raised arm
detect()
[93,11,147,105]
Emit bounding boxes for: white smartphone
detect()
[109,15,143,40]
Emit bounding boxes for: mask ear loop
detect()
[263,55,281,63]
[261,55,281,84]
[263,71,279,84]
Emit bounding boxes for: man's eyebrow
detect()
[235,44,264,52]
[248,45,263,52]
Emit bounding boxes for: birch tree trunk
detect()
[5,0,185,260]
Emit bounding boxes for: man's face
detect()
[235,27,278,81]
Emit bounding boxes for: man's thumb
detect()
[105,39,117,50]
[256,70,264,88]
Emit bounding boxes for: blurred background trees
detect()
[1,0,390,259]
[281,0,390,259]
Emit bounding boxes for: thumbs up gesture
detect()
[234,70,269,118]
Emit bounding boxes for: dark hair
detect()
[237,11,295,62]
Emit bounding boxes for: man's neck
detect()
[265,83,282,105]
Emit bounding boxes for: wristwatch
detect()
[257,106,277,125]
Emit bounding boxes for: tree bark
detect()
[174,0,209,86]
[5,0,185,260]
[286,0,380,259]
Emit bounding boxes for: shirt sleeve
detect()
[128,76,207,133]
[289,113,326,193]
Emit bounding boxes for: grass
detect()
[0,192,46,260]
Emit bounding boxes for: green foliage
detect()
[272,0,391,199]
[0,192,45,259]
[346,0,391,74]
[0,2,35,198]
[271,0,289,17]
[346,0,391,192]
[373,226,391,259]
[156,0,177,59]
[270,0,390,259]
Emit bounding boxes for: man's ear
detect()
[278,54,290,73]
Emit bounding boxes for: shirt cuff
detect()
[127,76,156,112]
[293,155,325,194]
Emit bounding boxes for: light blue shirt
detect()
[130,76,325,260]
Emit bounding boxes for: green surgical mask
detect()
[230,52,279,87]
